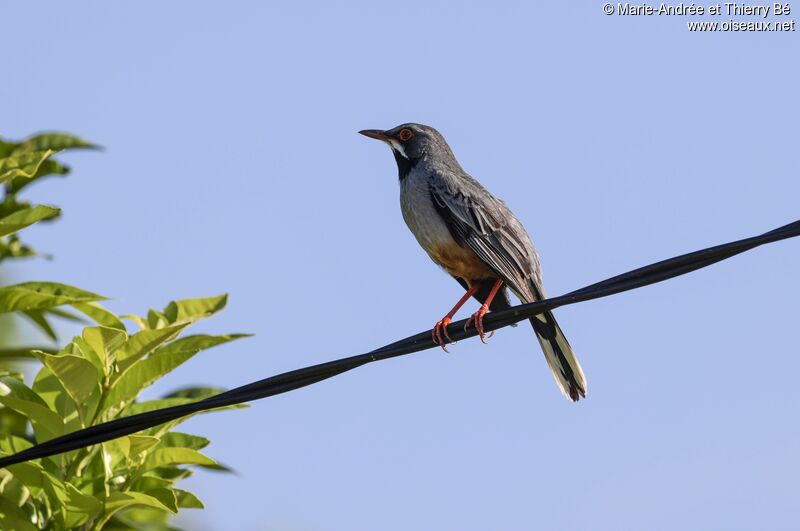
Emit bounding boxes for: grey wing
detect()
[429,177,544,302]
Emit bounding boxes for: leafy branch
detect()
[0,133,97,264]
[0,132,251,530]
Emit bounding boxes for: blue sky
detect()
[3,2,799,530]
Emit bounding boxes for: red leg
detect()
[432,283,480,352]
[464,279,504,343]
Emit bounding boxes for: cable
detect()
[1,218,797,468]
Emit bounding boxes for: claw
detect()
[465,304,491,343]
[432,317,455,352]
[430,283,484,352]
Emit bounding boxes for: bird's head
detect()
[359,123,456,179]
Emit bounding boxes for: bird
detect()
[359,123,587,401]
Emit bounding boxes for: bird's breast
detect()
[399,170,453,251]
[399,170,493,281]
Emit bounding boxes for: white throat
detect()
[387,139,408,159]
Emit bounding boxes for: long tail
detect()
[528,311,587,401]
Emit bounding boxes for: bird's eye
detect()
[398,128,414,141]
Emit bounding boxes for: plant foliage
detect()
[0,132,96,263]
[0,132,248,529]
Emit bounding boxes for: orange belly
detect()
[428,243,495,281]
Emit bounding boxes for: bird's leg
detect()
[433,283,480,352]
[464,279,504,344]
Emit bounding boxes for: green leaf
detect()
[68,337,105,376]
[31,367,79,428]
[174,488,204,509]
[146,309,169,330]
[0,149,56,183]
[104,334,247,413]
[0,376,63,441]
[153,467,193,482]
[13,132,98,153]
[132,475,172,492]
[143,448,217,470]
[104,491,175,516]
[114,323,188,373]
[5,158,70,195]
[162,386,226,399]
[0,205,60,238]
[196,461,235,473]
[162,294,228,324]
[82,326,128,372]
[111,508,171,528]
[72,301,126,331]
[1,132,95,196]
[61,482,103,521]
[144,487,178,513]
[128,435,161,457]
[0,138,14,157]
[159,432,209,451]
[32,351,100,413]
[0,282,106,314]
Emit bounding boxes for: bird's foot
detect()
[432,316,457,352]
[465,304,494,344]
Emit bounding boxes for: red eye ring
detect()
[398,128,414,141]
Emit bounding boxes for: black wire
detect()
[1,219,798,469]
